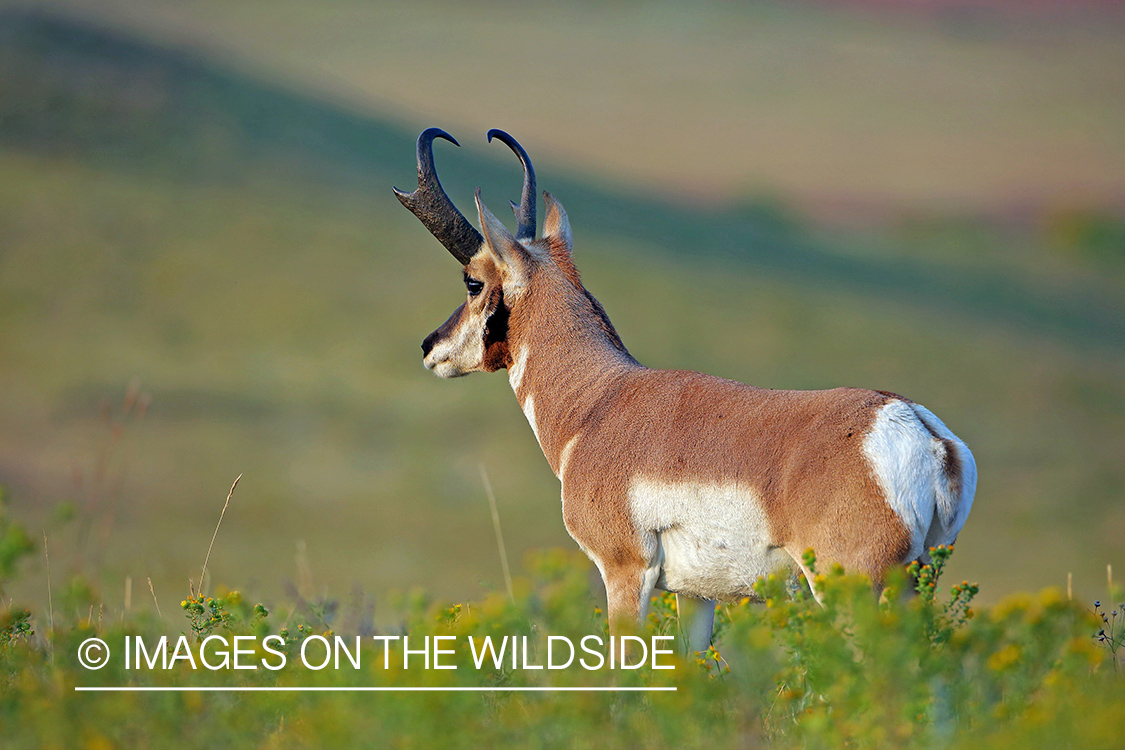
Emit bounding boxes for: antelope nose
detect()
[421,332,437,357]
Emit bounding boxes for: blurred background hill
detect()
[0,0,1121,619]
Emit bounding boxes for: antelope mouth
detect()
[424,353,468,379]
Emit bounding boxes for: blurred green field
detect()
[0,1,1122,628]
[2,545,1123,748]
[22,0,1125,217]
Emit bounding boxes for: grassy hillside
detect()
[0,5,1121,623]
[19,0,1125,216]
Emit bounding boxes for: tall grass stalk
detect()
[479,464,514,603]
[194,474,241,599]
[147,577,162,620]
[42,530,52,633]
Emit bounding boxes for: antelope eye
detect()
[465,277,484,297]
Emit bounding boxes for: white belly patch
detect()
[628,478,793,600]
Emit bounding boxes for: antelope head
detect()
[395,128,576,378]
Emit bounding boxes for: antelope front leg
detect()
[601,560,661,667]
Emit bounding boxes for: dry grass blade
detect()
[43,530,53,632]
[198,474,242,598]
[479,464,514,604]
[148,577,162,619]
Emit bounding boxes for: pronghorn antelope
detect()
[396,128,977,651]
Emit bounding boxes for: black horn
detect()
[394,128,483,265]
[487,129,536,240]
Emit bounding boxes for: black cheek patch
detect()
[483,290,509,348]
[481,290,511,372]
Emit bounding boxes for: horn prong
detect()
[395,128,483,265]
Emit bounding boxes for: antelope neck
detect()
[507,310,636,478]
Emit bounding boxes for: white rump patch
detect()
[862,400,974,561]
[627,477,790,601]
[908,403,977,548]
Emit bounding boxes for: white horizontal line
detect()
[75,686,676,693]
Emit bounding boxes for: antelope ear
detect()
[542,191,572,256]
[475,189,531,288]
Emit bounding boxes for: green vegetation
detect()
[1,506,1122,748]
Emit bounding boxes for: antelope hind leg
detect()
[676,594,716,655]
